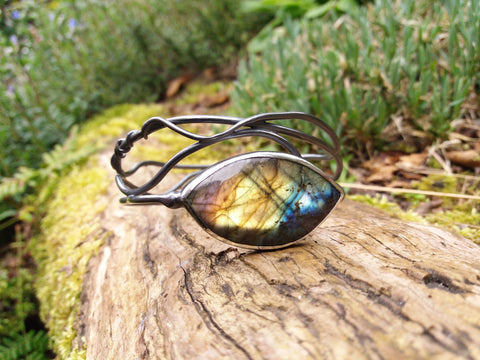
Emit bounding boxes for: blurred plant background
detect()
[1,0,479,358]
[234,0,480,158]
[0,0,266,177]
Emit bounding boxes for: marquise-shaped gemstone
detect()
[182,153,343,248]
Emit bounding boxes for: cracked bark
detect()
[76,157,480,360]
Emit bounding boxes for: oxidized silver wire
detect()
[111,112,342,207]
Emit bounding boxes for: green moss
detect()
[411,174,459,207]
[31,163,110,359]
[349,194,427,223]
[74,103,166,150]
[425,209,480,243]
[173,80,232,106]
[349,173,480,242]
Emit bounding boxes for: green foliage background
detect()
[0,0,266,178]
[233,0,480,157]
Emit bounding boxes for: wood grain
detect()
[76,156,480,360]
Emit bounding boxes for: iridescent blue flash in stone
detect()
[182,153,343,249]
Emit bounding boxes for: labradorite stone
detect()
[184,156,342,248]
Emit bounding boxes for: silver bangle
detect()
[111,112,344,249]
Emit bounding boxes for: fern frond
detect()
[0,331,50,360]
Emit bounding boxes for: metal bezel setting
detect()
[179,151,345,250]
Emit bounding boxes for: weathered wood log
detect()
[73,156,480,360]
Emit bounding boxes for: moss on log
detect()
[33,104,480,360]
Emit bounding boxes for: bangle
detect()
[111,112,344,249]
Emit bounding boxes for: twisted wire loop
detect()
[111,112,342,207]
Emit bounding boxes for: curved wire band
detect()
[111,112,342,205]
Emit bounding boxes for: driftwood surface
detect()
[77,154,480,360]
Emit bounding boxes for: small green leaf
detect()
[304,2,336,18]
[0,209,17,222]
[335,0,359,13]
